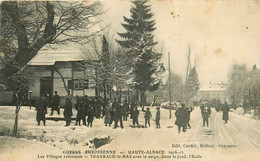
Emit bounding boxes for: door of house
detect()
[40,77,53,97]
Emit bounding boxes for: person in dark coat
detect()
[144,108,152,128]
[222,102,230,123]
[200,104,205,116]
[51,91,60,115]
[83,95,90,126]
[110,98,118,126]
[175,103,187,133]
[36,97,47,126]
[155,107,160,128]
[87,106,94,127]
[122,99,129,121]
[132,107,139,128]
[114,103,124,129]
[185,106,193,129]
[95,96,102,118]
[75,97,85,126]
[202,107,210,127]
[104,100,112,126]
[64,98,73,126]
[130,102,137,119]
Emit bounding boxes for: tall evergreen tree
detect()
[186,67,200,103]
[117,0,162,107]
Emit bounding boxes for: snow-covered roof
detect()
[28,37,101,66]
[198,83,227,92]
[27,49,88,66]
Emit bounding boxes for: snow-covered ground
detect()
[0,106,259,161]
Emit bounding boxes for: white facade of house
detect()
[197,82,229,103]
[27,44,100,103]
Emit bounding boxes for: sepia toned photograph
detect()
[0,0,259,161]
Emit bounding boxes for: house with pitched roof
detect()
[26,33,104,107]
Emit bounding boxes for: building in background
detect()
[197,82,229,104]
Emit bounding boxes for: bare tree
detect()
[3,63,37,137]
[0,1,103,75]
[77,35,132,101]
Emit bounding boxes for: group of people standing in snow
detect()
[35,91,161,128]
[103,98,161,129]
[36,91,230,131]
[174,104,193,133]
[199,101,230,128]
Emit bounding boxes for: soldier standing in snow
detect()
[87,106,94,127]
[75,97,85,126]
[155,107,160,128]
[83,95,90,126]
[95,96,102,118]
[132,107,139,128]
[104,100,112,126]
[144,107,152,128]
[64,98,73,126]
[200,104,205,116]
[202,107,210,127]
[36,97,47,126]
[175,103,187,133]
[122,99,129,121]
[222,102,230,124]
[111,98,118,127]
[51,91,60,115]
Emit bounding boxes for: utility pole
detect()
[168,52,172,119]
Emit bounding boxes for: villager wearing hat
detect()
[144,107,152,128]
[155,107,160,128]
[64,98,73,126]
[132,107,139,128]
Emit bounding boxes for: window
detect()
[68,79,89,90]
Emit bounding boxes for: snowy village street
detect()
[0,106,259,161]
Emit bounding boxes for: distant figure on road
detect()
[155,107,160,128]
[202,107,210,127]
[222,102,230,124]
[51,91,60,115]
[175,103,187,133]
[144,107,152,128]
[64,98,72,126]
[36,97,47,126]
